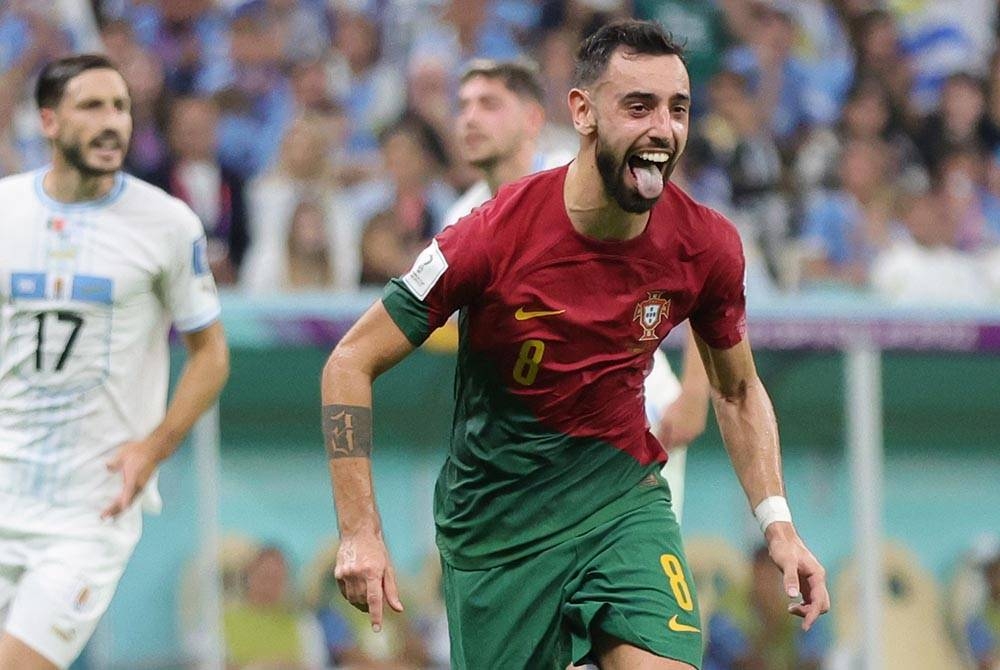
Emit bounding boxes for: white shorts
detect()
[0,508,141,669]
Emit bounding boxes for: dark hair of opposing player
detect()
[459,58,545,105]
[35,53,123,110]
[572,19,686,88]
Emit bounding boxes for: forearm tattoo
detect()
[322,404,373,459]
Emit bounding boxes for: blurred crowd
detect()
[186,533,1000,669]
[3,0,1000,303]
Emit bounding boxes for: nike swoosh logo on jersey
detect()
[667,615,700,633]
[514,307,566,321]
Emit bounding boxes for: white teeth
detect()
[637,151,670,163]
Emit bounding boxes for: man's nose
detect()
[647,107,672,140]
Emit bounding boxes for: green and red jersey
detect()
[383,165,746,569]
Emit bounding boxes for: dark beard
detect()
[595,134,659,214]
[57,137,122,178]
[470,153,500,173]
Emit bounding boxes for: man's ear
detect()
[568,88,596,136]
[39,108,58,140]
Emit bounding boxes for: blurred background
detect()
[3,0,999,668]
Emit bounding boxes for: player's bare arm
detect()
[322,301,415,631]
[102,321,229,520]
[695,332,830,630]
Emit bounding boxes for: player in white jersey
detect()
[448,59,710,521]
[0,54,229,670]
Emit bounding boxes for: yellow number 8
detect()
[660,553,694,612]
[512,339,545,386]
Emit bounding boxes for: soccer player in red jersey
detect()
[321,19,829,670]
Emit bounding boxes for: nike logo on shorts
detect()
[667,614,700,633]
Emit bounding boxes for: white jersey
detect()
[0,169,220,524]
[438,150,574,232]
[645,348,688,524]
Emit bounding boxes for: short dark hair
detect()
[573,19,685,88]
[378,110,451,170]
[460,59,545,105]
[35,53,122,110]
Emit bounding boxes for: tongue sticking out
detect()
[632,163,664,199]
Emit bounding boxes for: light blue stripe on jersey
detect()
[33,169,127,211]
[71,275,114,305]
[11,272,46,299]
[192,236,210,276]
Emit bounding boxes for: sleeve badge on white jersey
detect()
[192,236,210,276]
[401,239,448,300]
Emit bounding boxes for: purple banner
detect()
[747,318,997,352]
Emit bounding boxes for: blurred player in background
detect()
[447,57,710,524]
[322,20,828,670]
[440,58,570,230]
[0,54,229,670]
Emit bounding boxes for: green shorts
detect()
[441,498,702,669]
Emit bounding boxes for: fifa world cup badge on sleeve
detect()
[402,240,448,300]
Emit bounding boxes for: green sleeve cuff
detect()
[382,279,432,347]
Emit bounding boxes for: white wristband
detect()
[754,496,792,535]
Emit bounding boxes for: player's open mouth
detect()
[91,135,123,152]
[627,150,670,199]
[90,137,123,162]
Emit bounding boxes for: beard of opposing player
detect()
[470,152,500,174]
[56,131,126,178]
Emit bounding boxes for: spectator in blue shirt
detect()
[799,138,903,288]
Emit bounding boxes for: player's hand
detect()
[101,440,160,520]
[764,522,830,631]
[334,532,404,632]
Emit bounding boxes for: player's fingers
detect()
[384,563,404,613]
[780,557,801,599]
[789,574,830,629]
[807,577,831,618]
[339,576,367,611]
[790,600,823,631]
[788,602,814,628]
[803,602,822,630]
[100,494,125,520]
[366,576,384,632]
[333,561,367,610]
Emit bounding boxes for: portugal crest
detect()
[633,291,670,341]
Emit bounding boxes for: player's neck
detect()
[487,145,536,196]
[563,152,649,241]
[43,162,118,204]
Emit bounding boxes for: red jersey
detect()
[383,165,746,568]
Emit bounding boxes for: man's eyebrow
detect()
[621,91,660,104]
[619,91,691,105]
